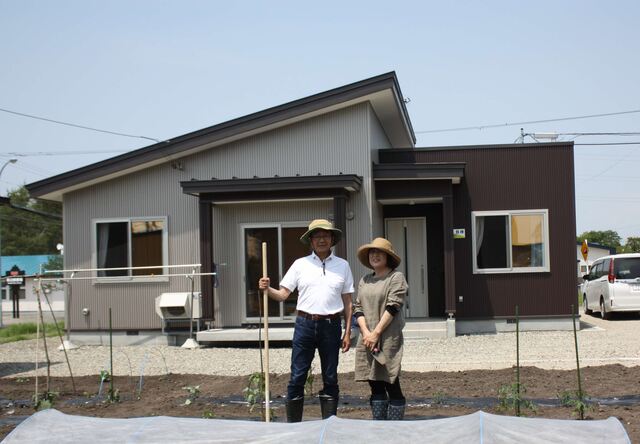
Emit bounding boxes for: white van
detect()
[582,253,640,319]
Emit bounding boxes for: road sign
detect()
[581,239,589,261]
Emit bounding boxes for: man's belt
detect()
[297,310,341,321]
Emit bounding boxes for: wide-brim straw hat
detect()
[357,237,402,269]
[299,219,342,246]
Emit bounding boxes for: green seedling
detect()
[432,391,446,405]
[497,383,536,416]
[243,372,276,420]
[202,409,215,419]
[33,391,58,411]
[182,385,201,405]
[304,371,315,398]
[559,389,592,420]
[107,387,120,403]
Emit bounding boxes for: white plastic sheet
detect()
[2,409,630,444]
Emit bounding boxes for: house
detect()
[576,241,616,280]
[1,255,64,314]
[25,72,577,343]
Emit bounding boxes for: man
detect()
[259,219,354,422]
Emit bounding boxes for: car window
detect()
[590,262,601,279]
[614,258,640,279]
[600,259,611,277]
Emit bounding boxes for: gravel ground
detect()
[2,311,639,378]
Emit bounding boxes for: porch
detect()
[195,318,451,344]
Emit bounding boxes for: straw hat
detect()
[299,219,342,246]
[357,237,401,269]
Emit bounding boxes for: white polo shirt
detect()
[280,252,354,315]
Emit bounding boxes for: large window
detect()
[94,218,168,279]
[472,210,549,273]
[243,224,308,320]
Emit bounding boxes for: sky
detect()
[1,1,639,241]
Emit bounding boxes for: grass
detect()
[0,321,64,344]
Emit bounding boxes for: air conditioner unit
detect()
[155,292,202,320]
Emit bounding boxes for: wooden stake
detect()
[262,242,271,422]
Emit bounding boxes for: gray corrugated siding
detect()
[368,106,392,238]
[212,201,331,326]
[64,102,382,330]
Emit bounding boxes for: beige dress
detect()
[353,271,408,383]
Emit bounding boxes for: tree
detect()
[623,237,640,253]
[0,186,62,255]
[576,230,622,252]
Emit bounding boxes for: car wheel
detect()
[600,299,611,320]
[583,296,592,315]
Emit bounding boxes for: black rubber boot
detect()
[370,394,389,420]
[286,396,304,423]
[319,393,338,419]
[387,399,406,421]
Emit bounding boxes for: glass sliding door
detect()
[282,226,308,316]
[243,224,309,321]
[244,227,280,318]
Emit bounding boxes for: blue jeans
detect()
[288,316,342,400]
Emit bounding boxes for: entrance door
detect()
[385,218,428,318]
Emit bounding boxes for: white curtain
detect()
[475,216,485,262]
[97,224,110,277]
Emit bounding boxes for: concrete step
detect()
[196,318,449,344]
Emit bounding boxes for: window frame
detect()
[472,209,550,274]
[240,221,308,323]
[91,216,169,283]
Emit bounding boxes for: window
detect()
[473,210,549,273]
[243,224,308,320]
[93,218,168,280]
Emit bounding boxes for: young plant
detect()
[107,387,120,403]
[497,383,536,416]
[432,391,446,405]
[559,389,592,420]
[202,409,215,419]
[243,372,275,420]
[182,385,201,405]
[33,391,58,411]
[244,373,265,413]
[100,369,111,383]
[304,371,315,398]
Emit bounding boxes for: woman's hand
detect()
[363,330,380,351]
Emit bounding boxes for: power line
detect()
[416,109,640,134]
[0,107,163,143]
[1,150,129,157]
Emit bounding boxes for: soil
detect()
[1,365,639,441]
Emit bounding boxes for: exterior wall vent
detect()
[155,292,202,320]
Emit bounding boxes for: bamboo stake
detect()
[572,304,585,419]
[262,242,270,422]
[109,308,114,399]
[35,285,51,395]
[38,278,76,393]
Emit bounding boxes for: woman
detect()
[353,237,408,420]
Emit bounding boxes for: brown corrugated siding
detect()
[380,143,577,318]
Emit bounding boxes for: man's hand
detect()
[341,332,351,353]
[258,277,270,290]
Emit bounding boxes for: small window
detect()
[94,217,167,280]
[473,210,549,273]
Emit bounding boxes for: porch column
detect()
[333,194,347,259]
[442,194,456,316]
[199,199,214,320]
